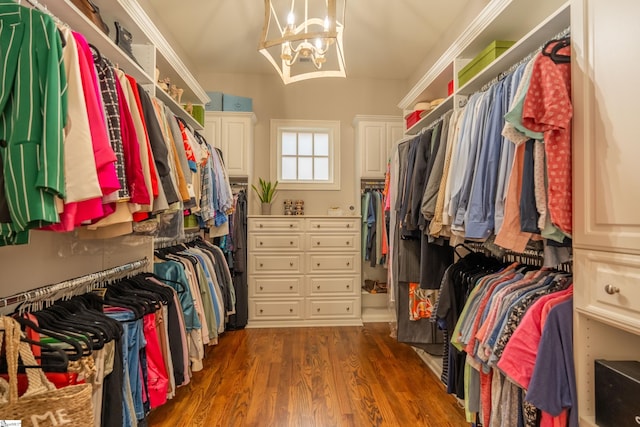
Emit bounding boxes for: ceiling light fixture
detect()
[258,0,346,84]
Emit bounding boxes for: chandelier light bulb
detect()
[287,11,295,27]
[324,16,330,30]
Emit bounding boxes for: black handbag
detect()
[114,21,141,66]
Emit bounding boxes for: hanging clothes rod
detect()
[0,258,150,308]
[154,231,202,249]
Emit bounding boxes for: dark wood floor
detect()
[148,323,467,427]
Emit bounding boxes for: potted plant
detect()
[252,178,278,215]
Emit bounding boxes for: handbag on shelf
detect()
[0,317,93,427]
[115,21,141,66]
[70,0,109,36]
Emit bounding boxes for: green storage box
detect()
[191,105,205,126]
[458,40,515,87]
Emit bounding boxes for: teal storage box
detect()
[205,91,223,111]
[458,40,515,87]
[223,94,253,112]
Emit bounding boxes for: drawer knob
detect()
[289,224,293,228]
[346,224,350,228]
[317,308,321,312]
[317,225,321,228]
[346,262,350,266]
[346,285,350,289]
[260,263,264,267]
[289,285,293,290]
[346,307,350,311]
[317,285,321,290]
[317,263,321,267]
[604,284,620,295]
[317,241,320,245]
[290,262,294,267]
[289,308,293,313]
[346,241,350,245]
[290,241,294,245]
[259,241,263,245]
[260,309,264,313]
[259,224,263,228]
[260,286,264,290]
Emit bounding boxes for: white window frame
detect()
[270,119,341,190]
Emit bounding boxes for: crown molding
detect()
[118,0,210,104]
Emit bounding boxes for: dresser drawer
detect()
[306,233,358,251]
[249,218,303,232]
[306,253,359,273]
[307,276,358,295]
[250,234,302,251]
[575,249,640,332]
[306,299,360,319]
[306,218,359,231]
[250,276,303,297]
[250,299,304,320]
[250,254,302,274]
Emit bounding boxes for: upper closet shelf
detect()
[156,85,203,130]
[457,3,570,96]
[399,0,569,111]
[405,95,454,135]
[43,0,153,85]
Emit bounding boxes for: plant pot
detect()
[261,202,272,215]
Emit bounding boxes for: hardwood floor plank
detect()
[148,323,467,427]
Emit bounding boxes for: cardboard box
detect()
[223,94,253,112]
[205,91,223,111]
[458,40,515,87]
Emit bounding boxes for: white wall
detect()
[197,72,406,215]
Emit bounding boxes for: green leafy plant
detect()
[252,178,279,203]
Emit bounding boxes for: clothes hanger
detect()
[12,315,86,361]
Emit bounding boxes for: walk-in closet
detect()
[0,0,638,426]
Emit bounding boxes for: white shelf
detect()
[156,86,204,131]
[405,95,455,135]
[362,307,394,323]
[413,346,443,379]
[457,2,570,95]
[43,0,153,85]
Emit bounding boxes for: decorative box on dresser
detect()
[572,0,640,425]
[247,216,362,327]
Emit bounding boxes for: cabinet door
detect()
[359,121,387,178]
[220,116,251,177]
[386,122,404,159]
[203,114,221,150]
[573,0,640,254]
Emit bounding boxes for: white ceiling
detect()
[138,0,470,81]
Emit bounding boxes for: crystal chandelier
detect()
[258,0,347,84]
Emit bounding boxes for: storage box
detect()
[405,110,424,129]
[595,359,640,427]
[458,40,515,87]
[191,105,205,126]
[205,91,223,111]
[222,94,253,112]
[448,80,454,96]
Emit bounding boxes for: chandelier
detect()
[258,0,347,84]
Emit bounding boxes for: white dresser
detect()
[247,216,362,327]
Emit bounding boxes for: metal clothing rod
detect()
[0,258,150,308]
[154,231,202,250]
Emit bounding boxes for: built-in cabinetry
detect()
[353,116,402,322]
[247,216,362,327]
[572,0,640,425]
[204,112,256,177]
[353,116,404,178]
[0,0,207,297]
[43,0,209,131]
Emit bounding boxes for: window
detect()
[271,119,340,190]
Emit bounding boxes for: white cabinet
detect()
[204,112,256,177]
[353,116,403,178]
[572,0,640,424]
[247,216,362,327]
